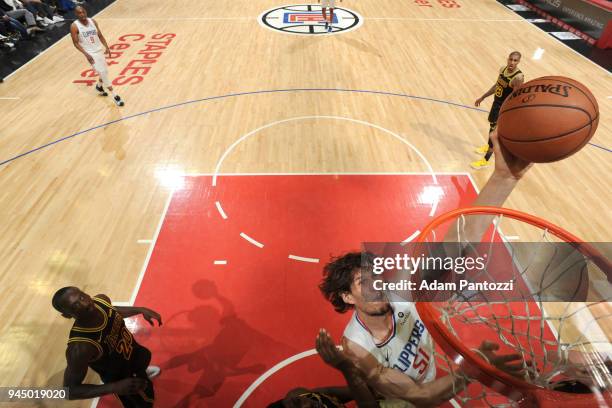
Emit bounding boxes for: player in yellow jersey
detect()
[471,52,524,169]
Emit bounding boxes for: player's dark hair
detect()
[319,252,374,313]
[52,286,74,313]
[509,51,522,59]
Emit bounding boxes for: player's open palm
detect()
[316,329,349,369]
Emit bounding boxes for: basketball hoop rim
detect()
[414,206,610,405]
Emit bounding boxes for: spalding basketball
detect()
[497,76,599,163]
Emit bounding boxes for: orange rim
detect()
[414,206,611,405]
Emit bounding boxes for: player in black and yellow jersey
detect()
[471,51,524,169]
[52,287,162,407]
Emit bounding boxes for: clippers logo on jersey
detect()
[81,29,98,39]
[392,319,429,373]
[344,301,436,383]
[259,5,362,35]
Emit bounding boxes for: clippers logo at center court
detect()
[259,5,363,35]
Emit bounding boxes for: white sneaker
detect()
[0,34,7,40]
[113,95,125,107]
[27,27,39,35]
[43,17,54,25]
[36,16,43,21]
[145,366,161,379]
[52,15,64,22]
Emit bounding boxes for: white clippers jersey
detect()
[75,18,103,54]
[343,300,436,383]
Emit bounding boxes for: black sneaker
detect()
[114,95,125,107]
[95,83,108,96]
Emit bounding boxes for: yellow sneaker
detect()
[470,158,490,170]
[474,145,489,155]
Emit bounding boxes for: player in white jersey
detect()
[342,292,437,386]
[70,5,124,107]
[319,0,342,32]
[320,130,531,406]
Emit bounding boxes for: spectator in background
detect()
[45,0,76,12]
[26,0,66,23]
[2,0,64,26]
[0,0,39,27]
[0,18,16,47]
[0,8,38,39]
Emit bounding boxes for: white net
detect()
[418,212,612,407]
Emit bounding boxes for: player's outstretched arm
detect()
[95,294,163,326]
[475,83,497,106]
[343,337,527,406]
[342,337,468,407]
[316,329,378,407]
[114,305,162,326]
[63,343,146,399]
[459,129,532,243]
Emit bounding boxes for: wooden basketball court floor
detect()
[0,0,610,407]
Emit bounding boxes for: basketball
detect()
[497,76,599,163]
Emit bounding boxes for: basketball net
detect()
[414,207,612,407]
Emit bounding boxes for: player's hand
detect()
[112,377,147,395]
[478,340,527,378]
[316,329,350,370]
[86,54,94,64]
[141,308,162,326]
[475,97,483,107]
[490,128,532,180]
